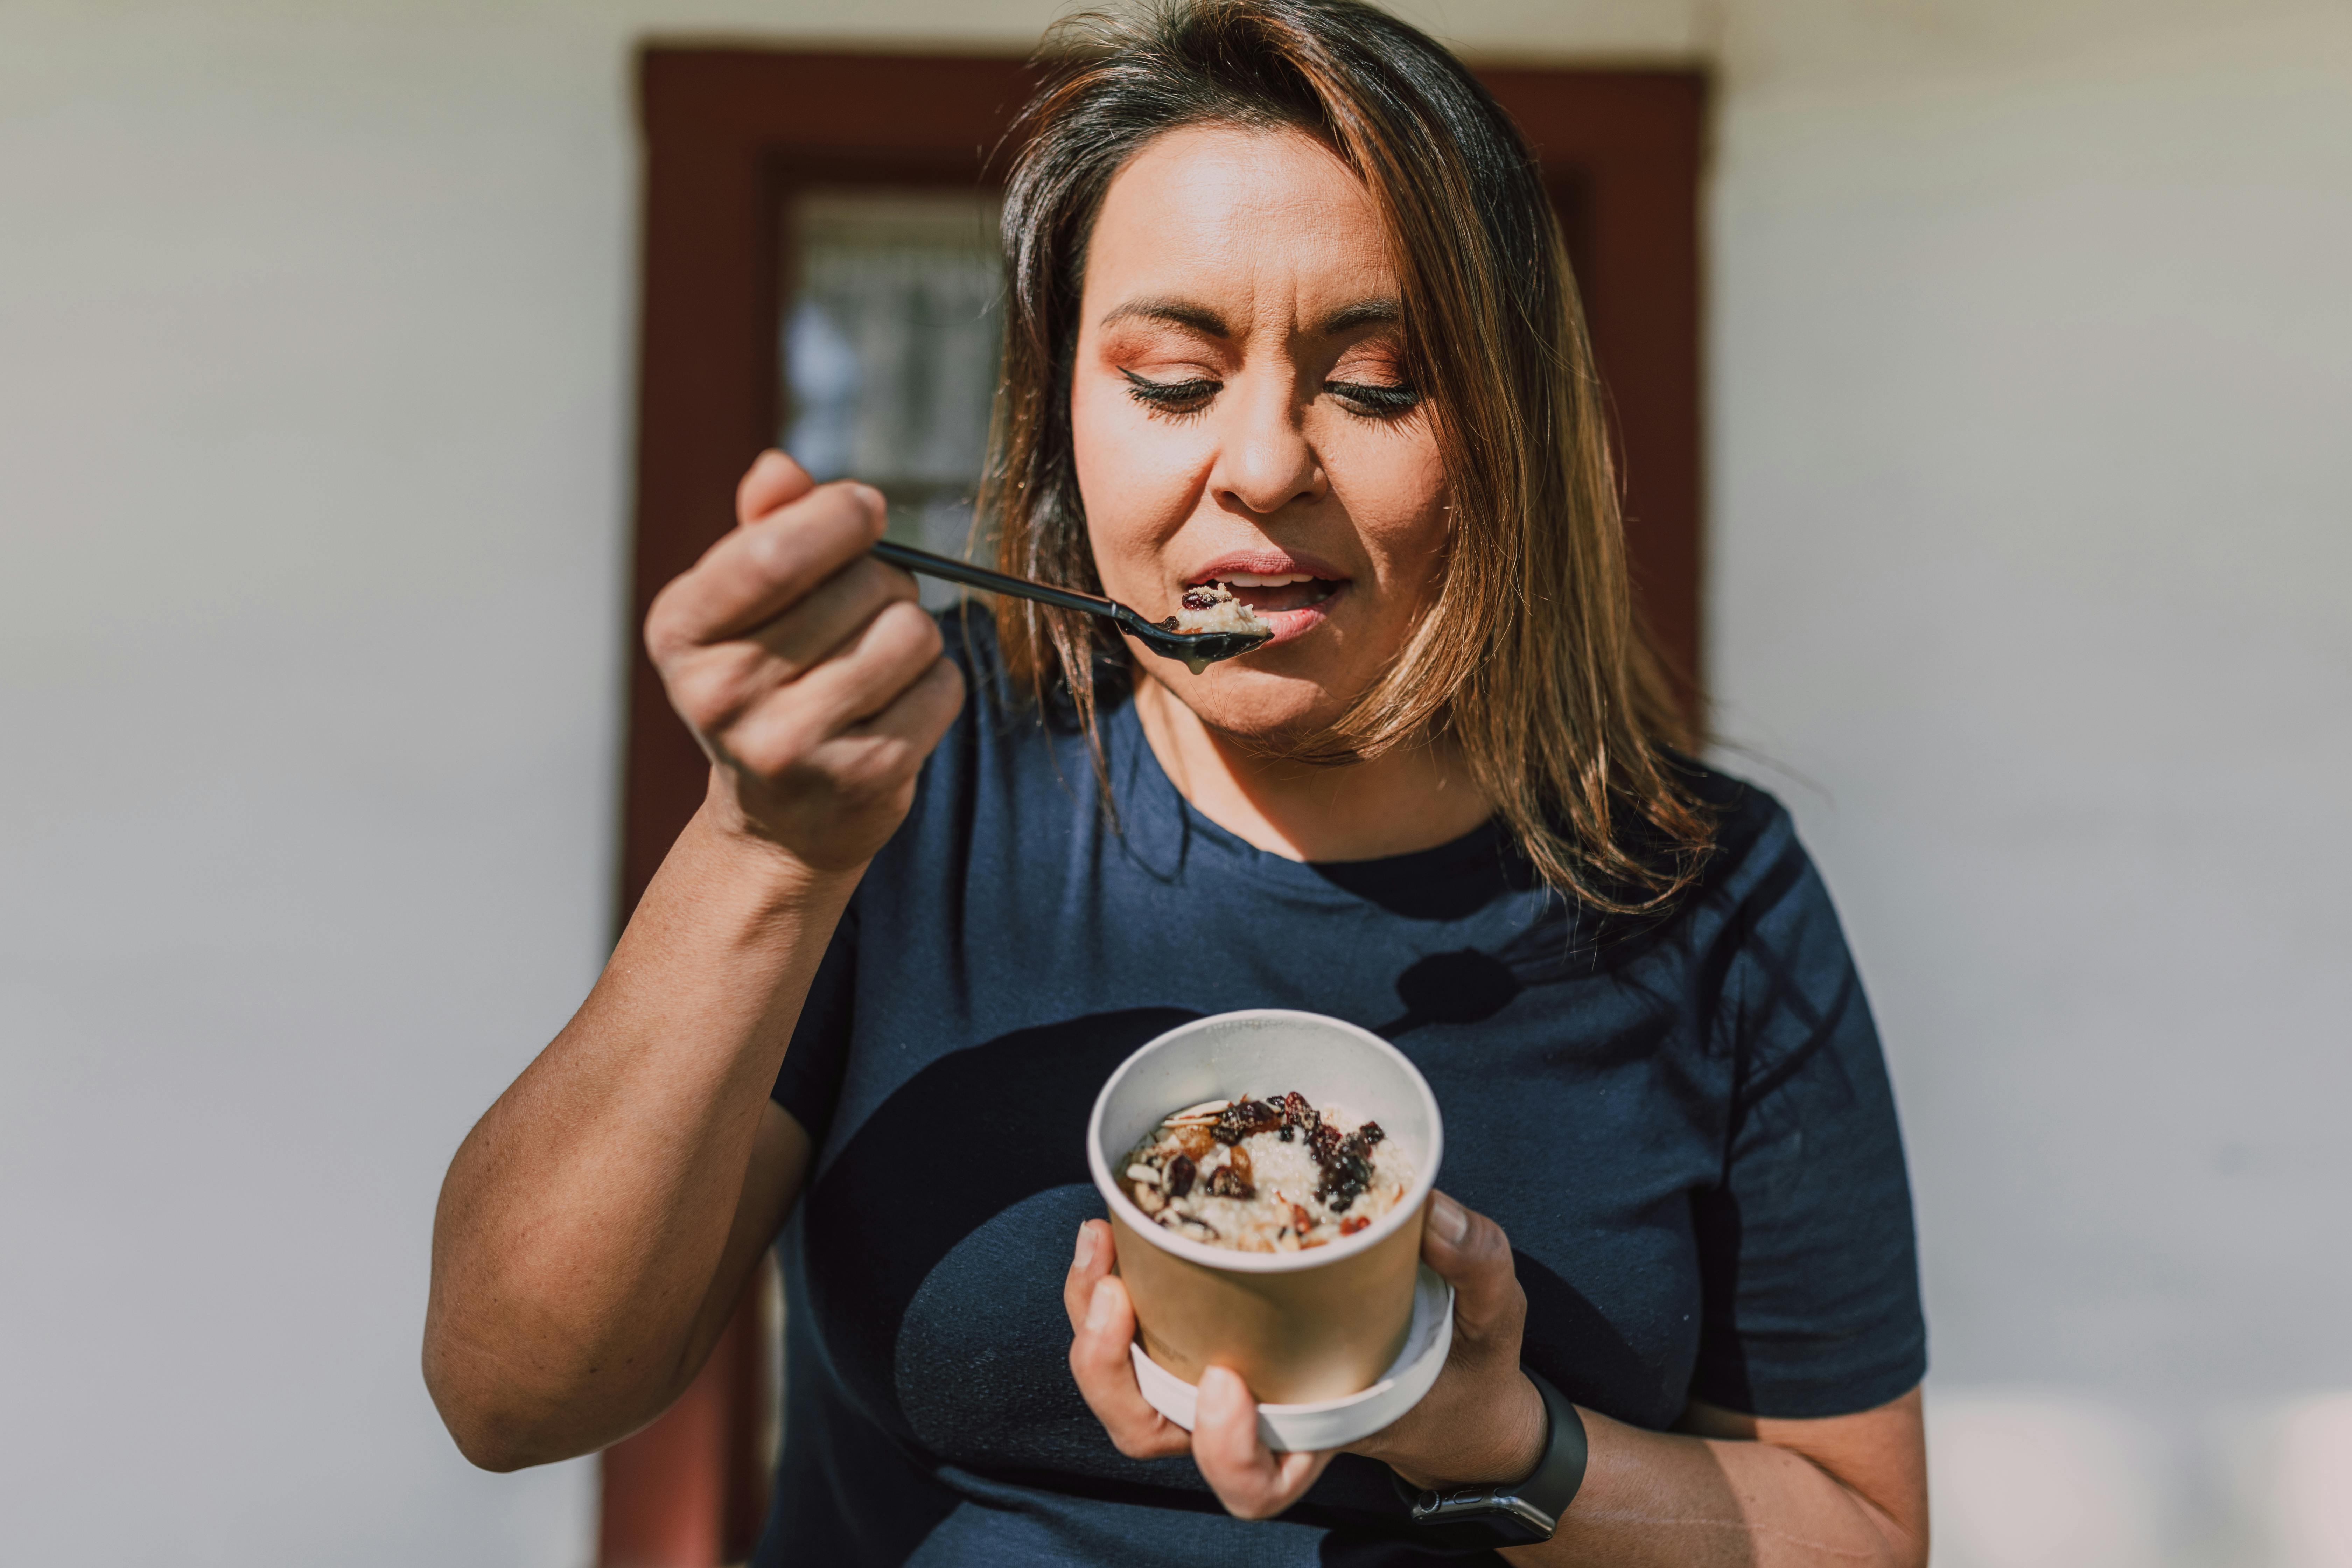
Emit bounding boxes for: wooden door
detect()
[606,46,1704,1566]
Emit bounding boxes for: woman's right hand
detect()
[645,449,966,874]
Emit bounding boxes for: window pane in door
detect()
[782,189,1004,607]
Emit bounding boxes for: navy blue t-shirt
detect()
[756,611,1925,1567]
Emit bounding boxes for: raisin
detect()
[1158,615,1180,630]
[1307,1121,1342,1163]
[1316,1144,1372,1211]
[1213,1098,1283,1145]
[1356,1121,1384,1147]
[1204,1163,1254,1199]
[1165,1153,1197,1198]
[1180,585,1220,611]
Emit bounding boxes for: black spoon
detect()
[870,539,1273,674]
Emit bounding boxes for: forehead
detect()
[1084,124,1395,315]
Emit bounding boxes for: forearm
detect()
[424,797,846,1464]
[1500,1407,1918,1568]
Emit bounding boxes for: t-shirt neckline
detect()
[1105,693,1514,904]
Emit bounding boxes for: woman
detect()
[425,2,1930,1563]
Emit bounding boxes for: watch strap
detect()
[1395,1368,1588,1550]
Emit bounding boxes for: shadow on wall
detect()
[1927,1387,2352,1568]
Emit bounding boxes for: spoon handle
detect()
[869,538,1125,623]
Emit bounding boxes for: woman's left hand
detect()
[1065,1191,1547,1520]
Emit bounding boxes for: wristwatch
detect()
[1393,1368,1588,1552]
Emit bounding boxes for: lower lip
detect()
[1245,584,1344,645]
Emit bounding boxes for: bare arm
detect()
[1067,1197,1926,1567]
[424,452,964,1469]
[1502,1391,1925,1568]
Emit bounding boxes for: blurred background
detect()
[2,0,2347,1564]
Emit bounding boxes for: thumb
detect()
[1420,1192,1524,1348]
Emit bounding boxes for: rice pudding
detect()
[1122,1091,1413,1252]
[1160,581,1272,639]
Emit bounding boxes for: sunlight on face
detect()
[1071,124,1449,740]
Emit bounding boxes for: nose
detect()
[1207,374,1326,517]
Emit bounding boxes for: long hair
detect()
[983,0,1713,914]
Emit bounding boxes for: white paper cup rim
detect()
[1085,1008,1444,1275]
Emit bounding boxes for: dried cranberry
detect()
[1277,1091,1320,1144]
[1165,1154,1197,1198]
[1213,1099,1283,1145]
[1339,1215,1371,1236]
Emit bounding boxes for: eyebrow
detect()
[1098,298,1231,336]
[1315,297,1401,335]
[1095,296,1403,338]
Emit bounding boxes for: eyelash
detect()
[1120,370,1420,420]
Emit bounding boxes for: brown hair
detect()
[984,0,1713,914]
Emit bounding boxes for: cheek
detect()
[1326,426,1450,594]
[1070,381,1205,575]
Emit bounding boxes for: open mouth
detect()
[1199,572,1343,617]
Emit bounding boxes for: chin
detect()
[1148,660,1360,751]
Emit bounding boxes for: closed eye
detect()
[1324,379,1419,417]
[1123,369,1220,416]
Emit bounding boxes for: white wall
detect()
[2,0,2344,1563]
[1709,2,2352,1562]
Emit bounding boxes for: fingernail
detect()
[1085,1279,1116,1333]
[1430,1193,1469,1245]
[1074,1224,1098,1269]
[849,483,887,523]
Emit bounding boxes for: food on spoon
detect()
[1153,581,1275,673]
[1122,1091,1410,1251]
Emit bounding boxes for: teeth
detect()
[1219,572,1317,587]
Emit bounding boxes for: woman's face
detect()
[1071,124,1448,741]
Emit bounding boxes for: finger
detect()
[648,481,884,656]
[1420,1191,1524,1346]
[746,557,919,682]
[1191,1366,1334,1520]
[736,449,817,526]
[723,599,944,766]
[1068,1276,1192,1461]
[1065,1220,1116,1332]
[715,646,959,811]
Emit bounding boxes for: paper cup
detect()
[1085,1009,1445,1406]
[1129,1264,1456,1451]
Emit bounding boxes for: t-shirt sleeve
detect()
[771,901,858,1150]
[1687,814,1928,1419]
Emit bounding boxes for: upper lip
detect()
[1184,549,1348,588]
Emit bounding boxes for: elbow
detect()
[422,1328,597,1474]
[446,1419,538,1475]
